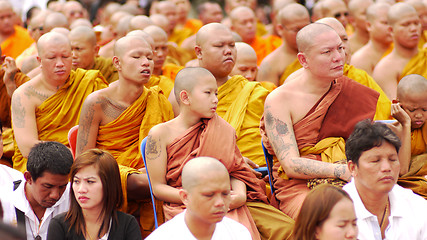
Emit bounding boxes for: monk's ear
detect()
[195,45,202,60]
[112,56,121,70]
[180,90,191,105]
[366,21,372,32]
[297,52,308,68]
[179,189,189,205]
[276,24,284,37]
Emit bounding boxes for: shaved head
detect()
[114,35,151,57]
[37,31,71,55]
[278,3,309,25]
[144,25,168,41]
[316,17,346,35]
[366,2,391,23]
[296,23,337,52]
[70,18,92,29]
[397,74,427,99]
[174,67,215,104]
[182,157,229,191]
[127,30,155,48]
[235,42,256,58]
[50,27,70,36]
[388,2,418,25]
[196,23,233,45]
[44,12,69,32]
[69,26,97,46]
[116,15,133,38]
[229,6,254,23]
[129,15,153,31]
[231,42,257,81]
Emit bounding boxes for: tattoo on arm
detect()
[146,135,161,160]
[12,94,25,128]
[333,164,346,180]
[77,101,95,153]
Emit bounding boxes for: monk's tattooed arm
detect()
[146,135,162,161]
[11,93,25,128]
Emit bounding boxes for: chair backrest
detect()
[68,125,79,159]
[262,141,275,196]
[140,137,159,229]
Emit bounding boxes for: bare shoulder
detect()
[148,119,177,144]
[373,54,396,74]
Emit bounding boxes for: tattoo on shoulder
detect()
[12,94,25,128]
[98,97,127,120]
[24,85,50,101]
[146,135,161,160]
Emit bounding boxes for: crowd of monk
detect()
[1,0,427,239]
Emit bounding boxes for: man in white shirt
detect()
[1,141,73,240]
[343,120,427,240]
[146,157,252,240]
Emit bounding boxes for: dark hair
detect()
[27,141,74,181]
[66,149,123,238]
[345,120,401,165]
[293,184,354,240]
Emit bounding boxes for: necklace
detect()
[379,199,389,228]
[28,213,43,240]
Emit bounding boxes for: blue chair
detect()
[140,137,159,229]
[262,141,275,196]
[254,167,268,177]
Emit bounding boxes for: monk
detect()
[76,35,173,237]
[406,0,427,48]
[387,74,427,198]
[373,3,422,100]
[10,32,108,173]
[170,0,202,33]
[98,11,133,59]
[144,26,175,97]
[69,26,118,83]
[223,0,267,37]
[257,3,310,86]
[260,23,379,219]
[230,42,276,92]
[147,67,294,240]
[63,0,85,25]
[230,6,269,66]
[351,3,393,75]
[317,17,392,120]
[320,0,351,34]
[0,1,34,59]
[129,15,153,31]
[43,12,69,32]
[347,0,373,53]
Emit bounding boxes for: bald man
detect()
[406,0,427,48]
[149,67,294,240]
[146,156,252,239]
[317,17,392,120]
[43,12,69,33]
[76,35,173,237]
[223,0,267,37]
[69,26,118,83]
[99,11,133,59]
[129,15,153,31]
[11,32,108,173]
[348,0,373,53]
[257,3,310,86]
[230,6,268,65]
[260,23,379,219]
[373,3,423,100]
[320,0,351,34]
[144,26,175,97]
[351,3,393,75]
[63,1,85,24]
[386,74,427,199]
[0,1,34,59]
[69,18,92,29]
[171,0,203,33]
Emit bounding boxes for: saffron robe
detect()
[397,124,427,199]
[1,26,34,59]
[93,56,118,83]
[217,75,269,167]
[249,36,270,66]
[279,58,302,86]
[95,86,173,237]
[167,43,193,66]
[161,63,184,82]
[183,18,203,34]
[146,75,174,97]
[262,35,282,54]
[12,69,108,172]
[165,114,294,240]
[169,28,193,46]
[260,76,379,219]
[399,49,427,81]
[343,64,391,120]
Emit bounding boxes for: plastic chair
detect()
[262,141,275,196]
[140,137,159,229]
[67,125,79,159]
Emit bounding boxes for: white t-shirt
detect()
[344,180,427,240]
[146,211,252,240]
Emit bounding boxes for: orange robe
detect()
[260,76,379,219]
[167,43,193,66]
[93,56,118,83]
[165,114,269,240]
[12,69,108,172]
[146,75,174,97]
[249,36,270,66]
[96,86,173,237]
[279,58,302,85]
[399,49,427,81]
[397,124,427,199]
[262,35,282,54]
[183,18,203,34]
[161,63,184,82]
[169,28,193,46]
[1,26,34,59]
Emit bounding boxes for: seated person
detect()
[47,149,142,240]
[11,32,108,173]
[294,184,358,240]
[146,157,251,240]
[387,74,427,198]
[344,120,427,239]
[1,141,73,240]
[147,67,294,240]
[76,35,173,237]
[260,23,379,219]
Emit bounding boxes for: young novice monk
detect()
[388,74,427,198]
[145,67,294,240]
